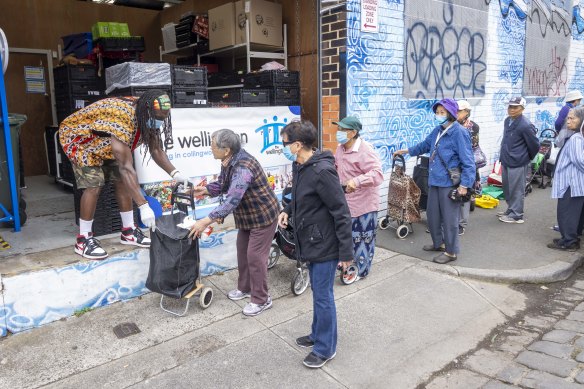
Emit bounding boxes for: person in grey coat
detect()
[498,97,540,224]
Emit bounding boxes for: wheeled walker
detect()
[378,154,422,239]
[146,183,213,317]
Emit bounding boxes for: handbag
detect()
[473,145,487,169]
[436,149,461,187]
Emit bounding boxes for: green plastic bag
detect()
[482,185,504,200]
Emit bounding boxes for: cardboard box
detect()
[209,2,236,51]
[235,0,283,47]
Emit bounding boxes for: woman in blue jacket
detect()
[394,99,475,264]
[277,120,353,369]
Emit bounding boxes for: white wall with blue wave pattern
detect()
[0,229,239,337]
[346,0,584,211]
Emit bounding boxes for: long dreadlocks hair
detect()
[135,89,173,158]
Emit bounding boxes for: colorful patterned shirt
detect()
[59,97,139,167]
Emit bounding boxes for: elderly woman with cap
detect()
[456,100,481,236]
[394,99,475,264]
[547,106,584,251]
[189,129,279,316]
[555,90,583,148]
[333,116,383,280]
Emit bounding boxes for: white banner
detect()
[134,106,300,217]
[134,106,300,183]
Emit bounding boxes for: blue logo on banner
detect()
[255,116,289,152]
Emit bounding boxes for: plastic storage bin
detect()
[0,114,27,225]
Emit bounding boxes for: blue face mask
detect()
[148,118,164,129]
[282,145,297,162]
[435,114,448,125]
[336,131,350,144]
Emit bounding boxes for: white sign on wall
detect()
[134,106,300,184]
[360,0,379,33]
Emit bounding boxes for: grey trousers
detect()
[427,186,461,255]
[557,187,584,246]
[459,201,470,228]
[502,164,530,219]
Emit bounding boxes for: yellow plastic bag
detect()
[475,194,499,209]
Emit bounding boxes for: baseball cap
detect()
[508,96,526,108]
[565,90,583,102]
[457,100,471,111]
[153,94,172,111]
[333,116,362,132]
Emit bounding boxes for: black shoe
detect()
[423,244,445,252]
[433,253,457,264]
[458,227,465,236]
[303,351,336,368]
[296,335,314,348]
[547,241,580,252]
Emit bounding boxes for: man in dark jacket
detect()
[498,97,540,224]
[278,120,353,369]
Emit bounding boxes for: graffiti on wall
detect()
[523,0,573,96]
[573,3,584,39]
[346,0,584,182]
[403,0,489,99]
[485,0,529,19]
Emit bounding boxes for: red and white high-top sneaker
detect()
[75,234,108,260]
[120,226,151,248]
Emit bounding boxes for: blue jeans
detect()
[308,259,338,359]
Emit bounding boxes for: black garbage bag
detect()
[146,211,200,299]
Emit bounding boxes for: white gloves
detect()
[139,203,156,231]
[172,170,189,188]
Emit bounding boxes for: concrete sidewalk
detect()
[377,186,584,283]
[0,248,526,389]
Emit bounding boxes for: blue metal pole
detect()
[0,54,20,232]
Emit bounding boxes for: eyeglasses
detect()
[282,140,297,147]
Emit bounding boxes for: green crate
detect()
[118,23,131,37]
[92,22,112,39]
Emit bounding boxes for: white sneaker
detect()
[75,235,108,260]
[499,215,524,224]
[228,289,250,301]
[242,296,272,316]
[120,227,151,248]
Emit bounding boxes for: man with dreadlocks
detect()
[59,90,187,259]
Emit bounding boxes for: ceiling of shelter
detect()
[87,0,346,11]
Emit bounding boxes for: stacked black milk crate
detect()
[53,64,104,184]
[54,64,104,123]
[175,15,197,48]
[171,65,208,108]
[208,88,270,107]
[243,70,300,106]
[73,181,139,237]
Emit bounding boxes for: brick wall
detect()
[321,6,347,151]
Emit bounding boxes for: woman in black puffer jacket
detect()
[278,120,353,369]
